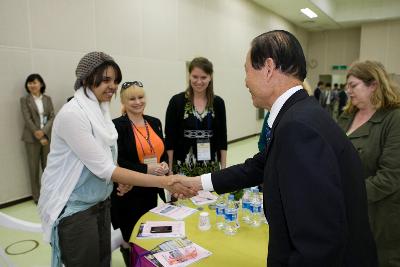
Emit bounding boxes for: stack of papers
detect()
[190,191,218,206]
[136,221,185,239]
[150,204,197,220]
[145,238,212,267]
[153,243,212,266]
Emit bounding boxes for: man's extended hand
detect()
[164,175,200,199]
[167,175,203,199]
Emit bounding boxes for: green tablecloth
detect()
[129,199,269,266]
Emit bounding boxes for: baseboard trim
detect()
[0,196,33,209]
[228,133,259,145]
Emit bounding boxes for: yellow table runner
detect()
[129,199,269,266]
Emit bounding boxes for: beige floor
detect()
[0,136,259,267]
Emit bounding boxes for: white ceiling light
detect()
[300,8,318,19]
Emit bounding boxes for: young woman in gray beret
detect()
[37,52,194,267]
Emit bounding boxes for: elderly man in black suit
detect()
[171,30,377,266]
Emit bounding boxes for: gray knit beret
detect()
[74,51,115,90]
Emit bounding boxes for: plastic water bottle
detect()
[224,194,239,235]
[241,188,252,223]
[215,194,226,230]
[249,187,262,227]
[260,200,268,224]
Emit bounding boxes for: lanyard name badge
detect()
[143,154,157,165]
[197,138,211,161]
[195,111,212,161]
[131,118,158,164]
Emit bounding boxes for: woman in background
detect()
[165,57,227,177]
[111,81,168,266]
[337,60,400,267]
[20,73,55,203]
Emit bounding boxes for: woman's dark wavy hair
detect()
[250,30,307,81]
[82,61,122,97]
[186,57,214,107]
[25,73,46,94]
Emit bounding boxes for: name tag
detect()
[143,154,158,165]
[197,138,211,161]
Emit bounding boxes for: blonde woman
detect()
[111,81,168,265]
[338,60,400,266]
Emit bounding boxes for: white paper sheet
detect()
[150,204,198,220]
[190,191,218,206]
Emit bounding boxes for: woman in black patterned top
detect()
[165,57,227,176]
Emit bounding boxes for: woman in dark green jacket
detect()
[337,60,400,267]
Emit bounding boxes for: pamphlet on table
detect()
[144,237,212,267]
[190,191,218,206]
[150,204,197,220]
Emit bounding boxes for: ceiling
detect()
[251,0,400,31]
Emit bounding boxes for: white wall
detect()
[0,0,307,204]
[306,28,361,91]
[306,19,400,92]
[360,19,400,74]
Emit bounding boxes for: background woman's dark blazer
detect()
[111,114,167,241]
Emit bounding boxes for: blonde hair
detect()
[120,85,145,114]
[344,60,400,113]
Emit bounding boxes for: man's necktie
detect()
[265,124,272,143]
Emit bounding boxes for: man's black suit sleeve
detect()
[277,120,347,266]
[211,150,266,193]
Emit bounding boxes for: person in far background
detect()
[165,57,227,178]
[337,60,400,267]
[337,83,348,117]
[313,81,323,102]
[332,83,340,97]
[111,81,168,266]
[323,82,335,116]
[20,74,55,204]
[332,83,340,119]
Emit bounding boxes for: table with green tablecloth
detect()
[129,200,269,266]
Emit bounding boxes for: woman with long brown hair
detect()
[165,57,227,177]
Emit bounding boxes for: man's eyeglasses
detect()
[121,81,143,90]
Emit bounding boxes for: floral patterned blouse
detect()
[165,92,227,176]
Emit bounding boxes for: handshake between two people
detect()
[165,175,203,199]
[117,162,170,196]
[149,163,203,199]
[115,169,204,198]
